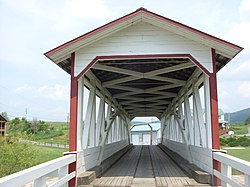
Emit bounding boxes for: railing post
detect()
[59,165,68,187]
[64,152,77,187]
[221,163,232,187]
[245,174,250,187]
[33,176,46,187]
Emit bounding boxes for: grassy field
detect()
[0,139,68,177]
[222,146,250,175]
[30,121,69,144]
[32,145,68,163]
[223,147,250,162]
[228,123,250,134]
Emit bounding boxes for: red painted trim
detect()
[75,54,211,80]
[69,53,78,187]
[210,48,221,186]
[44,8,242,58]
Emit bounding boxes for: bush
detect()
[228,141,239,147]
[220,137,227,146]
[0,137,37,177]
[220,135,250,147]
[237,136,250,147]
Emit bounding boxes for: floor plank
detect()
[90,145,210,186]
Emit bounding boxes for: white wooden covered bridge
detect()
[1,8,249,187]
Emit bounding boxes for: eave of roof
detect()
[44,7,243,67]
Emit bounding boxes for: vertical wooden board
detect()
[75,22,212,76]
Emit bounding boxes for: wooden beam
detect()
[69,53,77,187]
[92,63,143,77]
[144,62,195,77]
[103,76,139,87]
[148,75,186,85]
[108,85,144,93]
[210,49,221,186]
[145,84,182,92]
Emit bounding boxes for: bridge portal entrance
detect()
[44,8,242,186]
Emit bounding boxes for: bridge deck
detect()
[90,145,210,187]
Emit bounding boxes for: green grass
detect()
[28,122,69,144]
[32,145,68,163]
[223,147,250,162]
[228,123,250,135]
[0,140,68,177]
[222,146,250,175]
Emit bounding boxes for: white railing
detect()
[213,152,250,187]
[0,154,76,187]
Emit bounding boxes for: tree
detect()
[1,112,9,121]
[245,116,250,125]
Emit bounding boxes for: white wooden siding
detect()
[162,138,212,174]
[75,22,212,76]
[77,139,129,174]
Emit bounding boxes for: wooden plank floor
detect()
[90,145,210,187]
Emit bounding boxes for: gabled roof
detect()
[44,7,243,70]
[0,114,8,122]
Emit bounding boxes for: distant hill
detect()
[224,108,250,123]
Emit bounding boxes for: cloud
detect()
[14,85,32,93]
[53,0,109,31]
[37,84,69,101]
[239,0,250,22]
[238,81,250,98]
[13,83,69,101]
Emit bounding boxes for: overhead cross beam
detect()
[91,59,195,117]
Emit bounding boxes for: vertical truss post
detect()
[175,101,193,163]
[193,86,206,147]
[89,84,96,147]
[96,95,105,145]
[77,77,84,151]
[82,82,96,148]
[204,74,212,149]
[106,103,112,144]
[161,115,167,143]
[97,110,119,165]
[184,95,193,145]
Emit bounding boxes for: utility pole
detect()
[67,113,69,128]
[25,108,27,119]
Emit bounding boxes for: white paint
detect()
[162,138,212,174]
[203,74,212,149]
[77,76,84,151]
[213,152,250,187]
[143,134,151,145]
[78,140,129,171]
[0,155,76,187]
[132,134,140,145]
[75,22,212,76]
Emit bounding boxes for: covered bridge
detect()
[44,8,243,186]
[2,8,247,187]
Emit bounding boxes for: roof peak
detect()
[136,7,148,11]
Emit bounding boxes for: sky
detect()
[0,0,249,122]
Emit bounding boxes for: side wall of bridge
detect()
[69,60,131,176]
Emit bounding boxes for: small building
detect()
[130,122,161,145]
[0,114,8,136]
